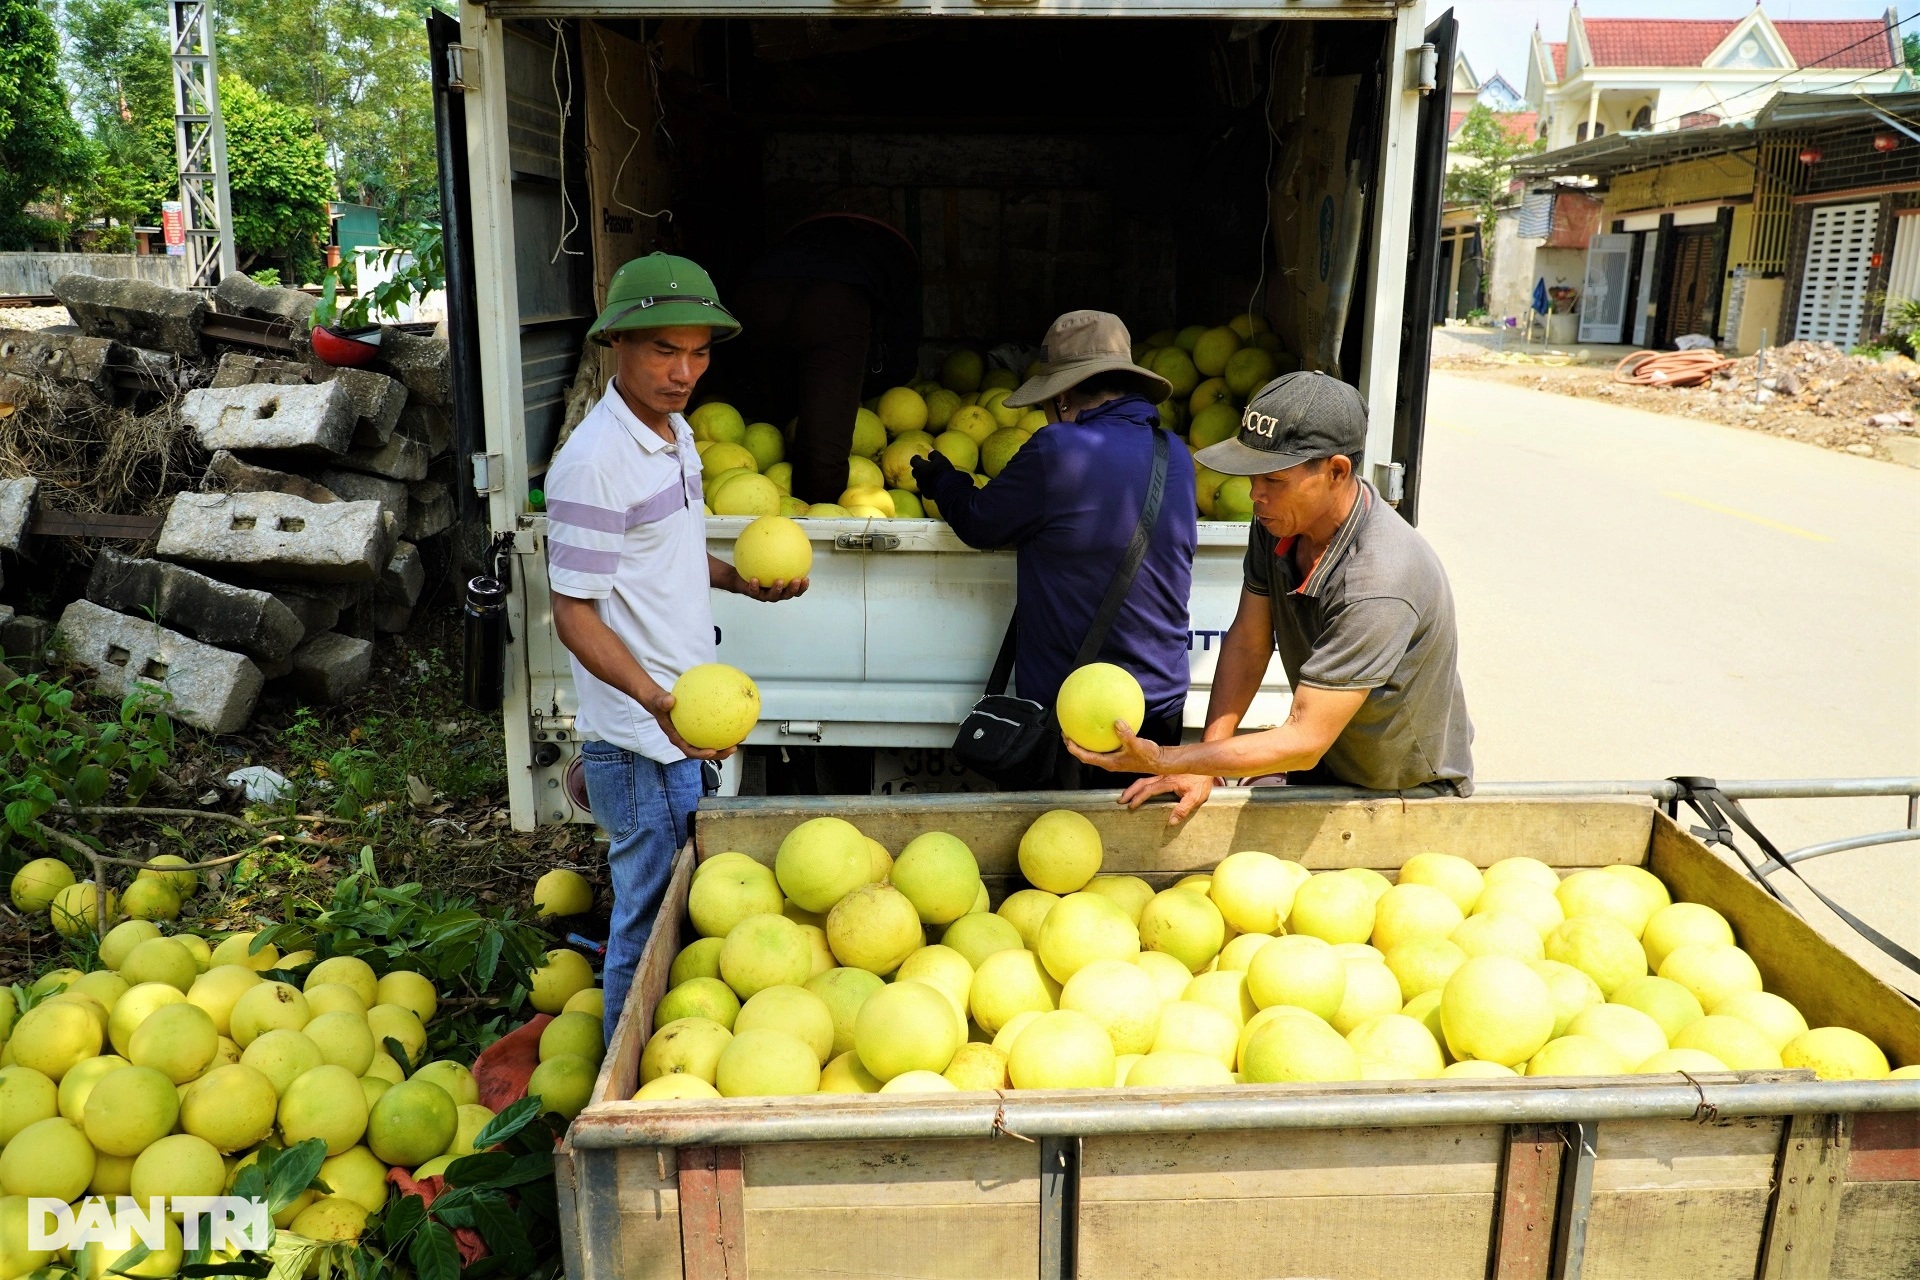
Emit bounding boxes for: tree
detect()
[0,0,91,247]
[212,75,335,283]
[1443,104,1545,281]
[1904,31,1920,76]
[56,0,174,249]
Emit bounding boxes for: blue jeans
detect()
[580,740,710,1042]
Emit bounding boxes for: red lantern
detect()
[1798,146,1823,165]
[1871,252,1885,269]
[1874,133,1899,153]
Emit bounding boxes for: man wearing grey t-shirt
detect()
[1067,371,1473,823]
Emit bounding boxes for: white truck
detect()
[430,0,1458,829]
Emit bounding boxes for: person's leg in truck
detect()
[732,277,872,505]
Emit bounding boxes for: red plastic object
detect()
[473,1012,552,1113]
[387,1168,489,1264]
[311,323,383,368]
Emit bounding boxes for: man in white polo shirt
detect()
[546,253,807,1037]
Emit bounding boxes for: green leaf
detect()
[382,1035,416,1075]
[470,1095,542,1150]
[471,1196,535,1274]
[106,1240,152,1275]
[267,1138,329,1212]
[444,1151,512,1188]
[408,1220,460,1280]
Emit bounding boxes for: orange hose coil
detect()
[1612,350,1736,388]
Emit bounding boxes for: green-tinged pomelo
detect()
[50,881,116,937]
[1641,902,1735,971]
[969,949,1061,1034]
[1610,975,1705,1042]
[932,431,978,472]
[279,1064,370,1155]
[76,1207,184,1278]
[981,428,1029,477]
[118,937,196,992]
[1544,916,1647,997]
[209,932,280,972]
[1385,937,1468,1002]
[1369,883,1466,952]
[105,982,184,1058]
[1148,347,1199,399]
[1,1066,59,1143]
[369,1079,460,1162]
[1007,1009,1115,1090]
[319,1147,390,1214]
[136,852,198,899]
[305,956,380,1006]
[1472,882,1565,938]
[540,1012,606,1066]
[671,663,760,749]
[290,1196,369,1243]
[81,1065,178,1155]
[743,421,786,471]
[806,968,885,1058]
[237,1027,323,1098]
[1658,944,1762,1012]
[446,1104,496,1157]
[1059,960,1162,1056]
[1451,912,1545,963]
[818,1051,883,1094]
[640,1017,733,1085]
[997,889,1060,950]
[229,980,310,1047]
[67,970,130,1012]
[127,1000,218,1083]
[1635,1048,1732,1074]
[690,401,746,444]
[367,1004,428,1067]
[847,408,886,458]
[1398,853,1485,914]
[1565,1003,1667,1068]
[734,515,814,588]
[825,882,926,976]
[854,981,960,1082]
[0,1116,94,1200]
[1038,891,1141,984]
[775,817,871,914]
[413,1060,480,1107]
[100,920,163,970]
[1781,1027,1890,1080]
[941,911,1025,970]
[1150,1000,1240,1069]
[1056,662,1146,753]
[720,914,813,1000]
[1527,1034,1629,1077]
[1241,1014,1361,1084]
[1210,852,1307,934]
[1712,991,1807,1052]
[1556,868,1655,937]
[26,968,80,999]
[120,877,181,922]
[1138,888,1226,973]
[364,1051,406,1084]
[1223,346,1277,397]
[527,1056,596,1120]
[187,965,263,1037]
[940,349,984,393]
[1347,1013,1446,1080]
[10,856,75,913]
[734,986,834,1065]
[1440,956,1555,1067]
[1018,810,1103,894]
[1246,940,1346,1020]
[1329,958,1403,1035]
[1288,872,1376,944]
[1190,326,1242,376]
[1188,403,1239,449]
[179,1063,278,1152]
[942,1041,1009,1091]
[716,1029,820,1097]
[1529,959,1605,1037]
[689,859,783,939]
[305,1010,377,1076]
[363,1072,391,1107]
[654,977,740,1031]
[10,1000,103,1081]
[529,948,595,1014]
[1671,1016,1783,1070]
[890,832,982,926]
[670,938,727,988]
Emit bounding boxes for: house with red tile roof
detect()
[1523,6,1908,152]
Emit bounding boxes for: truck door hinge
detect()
[833,533,900,551]
[446,44,476,91]
[472,452,504,495]
[1374,461,1406,503]
[1406,43,1438,95]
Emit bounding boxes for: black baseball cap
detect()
[1194,371,1368,476]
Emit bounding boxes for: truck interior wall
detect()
[502,14,1392,478]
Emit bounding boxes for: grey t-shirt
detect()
[1243,482,1475,794]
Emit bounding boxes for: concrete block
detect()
[373,602,412,634]
[53,274,206,358]
[256,653,295,681]
[320,368,406,447]
[52,600,263,734]
[397,402,452,457]
[213,274,318,327]
[376,327,450,407]
[87,549,306,661]
[157,491,389,583]
[404,481,454,540]
[380,541,424,606]
[0,476,36,552]
[202,450,339,505]
[317,469,408,527]
[0,329,118,393]
[0,612,48,664]
[287,631,372,702]
[210,353,309,389]
[337,430,429,482]
[183,382,355,456]
[272,591,341,637]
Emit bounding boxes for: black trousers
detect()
[727,277,873,505]
[1054,712,1186,791]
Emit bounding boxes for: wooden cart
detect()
[555,792,1920,1280]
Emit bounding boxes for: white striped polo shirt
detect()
[545,381,711,763]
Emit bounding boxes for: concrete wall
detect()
[1488,213,1543,322]
[0,252,192,297]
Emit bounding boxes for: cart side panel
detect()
[1581,1116,1781,1280]
[1833,1111,1920,1278]
[1648,815,1920,1068]
[593,840,696,1108]
[568,1145,682,1280]
[738,1138,1041,1279]
[1077,1125,1502,1280]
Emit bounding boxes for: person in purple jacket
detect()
[911,311,1198,787]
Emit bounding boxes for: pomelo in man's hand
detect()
[733,515,813,585]
[1057,663,1145,753]
[671,663,761,750]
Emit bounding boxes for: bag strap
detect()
[1074,428,1170,669]
[984,614,1018,697]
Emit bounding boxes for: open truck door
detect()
[1390,8,1456,527]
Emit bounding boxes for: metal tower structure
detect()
[168,0,238,286]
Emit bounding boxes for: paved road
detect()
[1419,371,1920,992]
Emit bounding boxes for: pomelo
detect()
[1782,1027,1889,1080]
[670,663,760,750]
[640,1017,732,1085]
[81,1065,178,1155]
[1018,810,1103,894]
[66,970,129,1012]
[775,817,871,913]
[1441,1059,1517,1078]
[50,881,115,937]
[690,402,746,444]
[1370,883,1465,952]
[1671,1015,1783,1070]
[1217,933,1278,972]
[735,986,835,1065]
[897,946,974,1028]
[818,1050,884,1094]
[369,1079,460,1162]
[1007,1009,1115,1090]
[1247,942,1346,1020]
[1712,990,1808,1052]
[1127,1050,1233,1087]
[120,877,181,922]
[10,856,75,913]
[1556,868,1655,937]
[1401,990,1449,1059]
[1440,956,1555,1067]
[1609,975,1705,1042]
[76,1206,184,1278]
[1082,875,1155,926]
[100,920,163,970]
[941,912,1025,969]
[880,436,933,490]
[61,1058,120,1125]
[981,428,1029,477]
[209,932,280,972]
[530,948,595,1014]
[240,1029,323,1094]
[229,980,310,1046]
[1658,944,1762,1012]
[1565,1003,1667,1068]
[825,883,923,975]
[1329,958,1403,1035]
[1600,863,1671,919]
[1544,916,1647,997]
[991,1010,1045,1056]
[1183,970,1257,1027]
[720,914,813,999]
[1148,348,1199,400]
[1188,403,1239,449]
[1482,856,1561,893]
[127,1001,218,1083]
[1060,959,1162,1055]
[9,1000,102,1080]
[532,869,594,919]
[689,858,783,939]
[1471,882,1564,938]
[1241,1014,1360,1084]
[1640,901,1735,971]
[367,1004,428,1067]
[1528,959,1605,1037]
[1150,1000,1240,1069]
[879,1069,957,1094]
[996,889,1060,950]
[805,968,885,1057]
[179,1063,278,1152]
[1384,937,1468,1003]
[733,515,814,589]
[1287,872,1376,944]
[1398,853,1485,914]
[940,349,984,393]
[187,965,263,1036]
[1527,1035,1628,1077]
[942,1041,1009,1091]
[119,937,196,993]
[1450,912,1545,963]
[1635,1047,1731,1073]
[1347,1013,1445,1080]
[1037,891,1140,983]
[1,1193,56,1278]
[743,422,786,471]
[890,832,982,926]
[0,1116,94,1200]
[304,955,379,1007]
[968,949,1060,1034]
[279,1063,370,1155]
[717,1029,821,1097]
[413,1060,480,1107]
[636,1074,722,1101]
[1055,663,1145,753]
[306,1010,377,1076]
[671,937,727,987]
[318,1147,391,1214]
[654,977,740,1031]
[291,1196,368,1243]
[854,981,960,1082]
[1223,346,1277,397]
[1210,851,1306,934]
[105,982,184,1057]
[1138,887,1226,973]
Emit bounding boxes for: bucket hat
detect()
[1194,371,1368,476]
[1004,311,1172,408]
[586,253,741,346]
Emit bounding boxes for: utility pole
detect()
[168,0,238,286]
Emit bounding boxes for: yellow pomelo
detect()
[187,965,262,1036]
[847,407,885,458]
[636,1074,723,1101]
[734,515,814,589]
[1209,851,1306,934]
[1635,1047,1732,1073]
[979,386,1020,428]
[0,1116,94,1200]
[50,991,108,1040]
[75,1209,183,1278]
[818,1050,883,1094]
[1440,956,1555,1067]
[742,422,785,471]
[240,1029,323,1094]
[531,869,593,920]
[969,949,1062,1035]
[1188,402,1239,449]
[670,938,726,987]
[229,981,310,1046]
[10,856,75,912]
[1138,888,1226,973]
[58,1055,129,1122]
[67,970,130,1011]
[690,859,783,939]
[980,428,1029,477]
[304,1011,376,1076]
[1657,944,1762,1012]
[179,1063,278,1152]
[1190,326,1242,377]
[1127,1050,1233,1088]
[1133,950,1197,1005]
[1242,935,1343,1017]
[1889,1065,1920,1079]
[876,386,928,434]
[1384,937,1468,1003]
[1347,1013,1445,1080]
[105,982,184,1058]
[1556,868,1655,937]
[1287,872,1376,944]
[369,1079,459,1163]
[1402,990,1449,1058]
[51,881,116,937]
[879,1069,957,1094]
[1544,916,1647,997]
[1332,867,1389,905]
[1,1193,57,1278]
[1329,958,1402,1035]
[879,436,932,491]
[1782,1027,1890,1080]
[530,948,596,1014]
[1527,1034,1628,1077]
[1526,960,1606,1040]
[1017,810,1102,894]
[1235,1006,1316,1071]
[80,1065,177,1155]
[291,1196,369,1243]
[120,877,181,922]
[127,1001,218,1083]
[26,968,80,998]
[1640,902,1735,971]
[1671,1016,1783,1070]
[897,946,973,1026]
[1055,662,1145,753]
[931,431,977,473]
[670,663,760,751]
[10,1000,102,1080]
[1441,1059,1517,1078]
[118,937,196,992]
[367,1004,428,1067]
[941,912,1025,970]
[640,1017,732,1085]
[996,889,1060,950]
[209,932,280,971]
[1184,970,1257,1027]
[1242,1014,1361,1083]
[1600,863,1671,918]
[131,1133,223,1203]
[1059,960,1161,1056]
[690,401,746,444]
[1481,856,1561,893]
[942,1042,1008,1091]
[654,978,740,1031]
[100,920,163,970]
[776,817,872,914]
[845,455,884,491]
[864,838,893,883]
[136,852,198,898]
[855,981,960,1082]
[805,968,885,1057]
[720,914,814,1000]
[700,441,757,481]
[1370,883,1465,952]
[716,1029,820,1097]
[709,473,778,516]
[1712,991,1808,1052]
[1471,882,1564,938]
[1398,853,1484,914]
[1067,880,1146,934]
[1007,1009,1115,1090]
[1565,1003,1667,1068]
[279,1063,370,1155]
[1609,975,1705,1042]
[1038,891,1140,983]
[890,832,982,926]
[1450,912,1545,963]
[1148,1000,1240,1069]
[413,1060,480,1107]
[735,986,834,1065]
[991,1010,1045,1056]
[1216,933,1276,973]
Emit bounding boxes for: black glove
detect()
[908,449,957,492]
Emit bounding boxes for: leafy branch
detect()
[312,222,445,332]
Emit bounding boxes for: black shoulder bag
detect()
[953,428,1171,788]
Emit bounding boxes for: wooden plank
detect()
[590,838,694,1109]
[1078,1125,1503,1200]
[1491,1123,1562,1280]
[1759,1112,1850,1279]
[1589,1116,1784,1191]
[679,1144,746,1279]
[741,1138,1039,1209]
[1580,1188,1774,1280]
[1847,1110,1920,1182]
[612,1146,682,1280]
[1648,813,1920,1069]
[28,510,162,540]
[1831,1181,1920,1279]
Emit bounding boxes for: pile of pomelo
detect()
[634,811,1914,1102]
[1132,315,1285,523]
[1,857,605,1275]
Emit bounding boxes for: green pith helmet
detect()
[586,252,741,345]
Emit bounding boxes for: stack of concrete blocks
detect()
[11,271,458,735]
